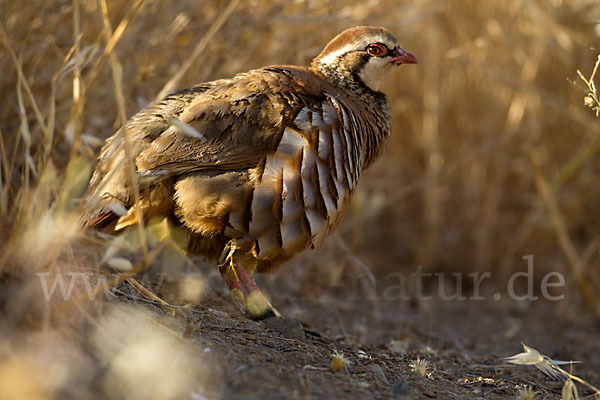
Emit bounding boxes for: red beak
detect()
[390,47,418,65]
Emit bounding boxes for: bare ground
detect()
[107,261,600,400]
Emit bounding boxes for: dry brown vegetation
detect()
[1,0,600,399]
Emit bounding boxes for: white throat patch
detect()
[358,57,392,91]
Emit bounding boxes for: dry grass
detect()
[1,0,600,398]
[2,0,600,285]
[410,357,431,378]
[505,343,599,396]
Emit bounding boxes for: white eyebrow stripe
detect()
[316,35,397,65]
[317,44,355,65]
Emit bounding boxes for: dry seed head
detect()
[516,386,537,400]
[562,379,579,400]
[410,357,429,377]
[388,339,409,354]
[584,95,595,107]
[330,350,350,373]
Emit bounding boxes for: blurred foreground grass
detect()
[1,0,600,397]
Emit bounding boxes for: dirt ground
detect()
[2,232,599,399]
[106,257,600,400]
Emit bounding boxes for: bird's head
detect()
[311,26,417,92]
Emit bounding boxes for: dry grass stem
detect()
[154,0,241,101]
[504,344,599,396]
[530,155,599,315]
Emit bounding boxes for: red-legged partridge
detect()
[83,26,417,317]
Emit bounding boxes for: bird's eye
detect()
[366,44,387,57]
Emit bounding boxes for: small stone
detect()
[391,380,409,395]
[367,363,389,385]
[264,317,306,341]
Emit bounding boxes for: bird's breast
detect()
[224,98,365,271]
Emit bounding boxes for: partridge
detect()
[83,26,417,316]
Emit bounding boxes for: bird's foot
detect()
[236,264,282,319]
[218,262,282,319]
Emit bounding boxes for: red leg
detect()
[218,262,248,312]
[235,264,282,318]
[218,262,246,294]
